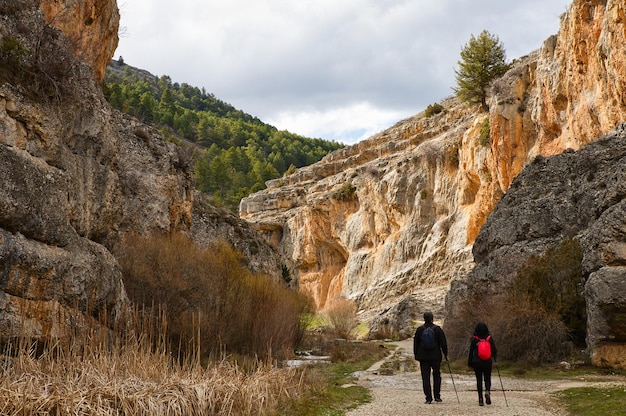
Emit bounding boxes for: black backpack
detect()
[421,326,437,350]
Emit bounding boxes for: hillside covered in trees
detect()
[104,59,344,210]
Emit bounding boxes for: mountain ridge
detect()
[103,58,344,212]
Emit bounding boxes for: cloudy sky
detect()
[114,0,572,144]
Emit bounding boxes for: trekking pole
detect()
[494,360,509,407]
[445,358,460,404]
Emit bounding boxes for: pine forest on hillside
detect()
[103,59,344,211]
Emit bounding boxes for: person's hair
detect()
[423,311,434,323]
[473,322,490,337]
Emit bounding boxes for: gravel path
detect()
[346,339,623,416]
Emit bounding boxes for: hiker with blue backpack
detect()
[468,322,498,406]
[413,311,448,404]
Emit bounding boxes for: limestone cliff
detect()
[0,3,281,343]
[240,0,626,339]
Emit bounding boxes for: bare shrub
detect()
[446,239,584,364]
[133,127,151,142]
[324,298,358,339]
[116,233,314,359]
[327,339,384,363]
[445,296,570,364]
[444,296,499,360]
[369,322,399,341]
[490,299,570,363]
[511,238,586,345]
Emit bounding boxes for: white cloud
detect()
[115,0,572,143]
[267,102,411,144]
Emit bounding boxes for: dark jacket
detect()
[414,323,448,361]
[468,335,497,367]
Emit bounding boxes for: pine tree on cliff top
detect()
[453,30,511,112]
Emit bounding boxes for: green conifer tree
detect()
[453,30,511,111]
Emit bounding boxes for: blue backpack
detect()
[421,326,437,350]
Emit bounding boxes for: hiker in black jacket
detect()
[468,322,498,406]
[413,311,448,404]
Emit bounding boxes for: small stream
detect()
[285,350,331,367]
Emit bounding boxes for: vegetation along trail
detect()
[346,339,623,416]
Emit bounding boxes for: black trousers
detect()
[419,359,442,401]
[473,361,492,398]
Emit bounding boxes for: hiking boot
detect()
[434,398,442,403]
[479,397,484,406]
[424,399,432,404]
[485,391,491,405]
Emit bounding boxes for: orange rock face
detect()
[40,0,120,82]
[475,0,626,245]
[528,1,623,147]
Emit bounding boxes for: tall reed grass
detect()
[0,306,305,415]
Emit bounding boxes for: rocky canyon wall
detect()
[240,0,626,340]
[0,2,281,343]
[0,1,191,340]
[241,99,482,334]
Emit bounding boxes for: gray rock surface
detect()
[446,124,626,367]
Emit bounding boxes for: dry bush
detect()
[445,296,570,364]
[369,322,399,341]
[446,239,584,364]
[490,299,570,363]
[324,298,358,339]
[511,238,586,345]
[117,233,313,359]
[297,331,389,365]
[444,296,499,360]
[326,339,390,364]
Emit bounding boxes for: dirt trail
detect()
[346,339,623,416]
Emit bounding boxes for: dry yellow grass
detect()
[0,306,305,416]
[0,340,304,415]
